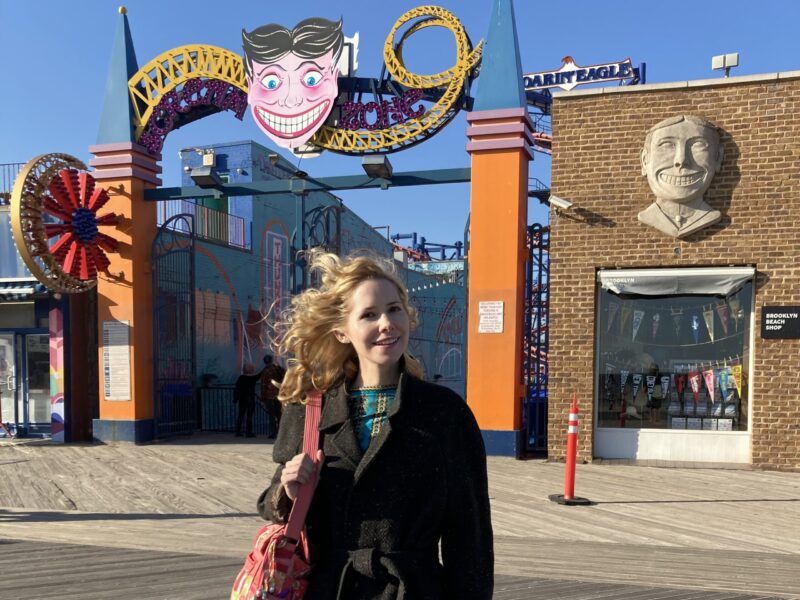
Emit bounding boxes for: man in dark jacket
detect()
[258,370,494,599]
[260,354,286,438]
[234,364,261,437]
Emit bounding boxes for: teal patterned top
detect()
[348,385,397,452]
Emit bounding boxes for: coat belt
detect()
[334,547,437,599]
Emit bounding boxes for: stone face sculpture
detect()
[638,115,724,238]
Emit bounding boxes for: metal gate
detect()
[152,214,196,437]
[523,223,549,453]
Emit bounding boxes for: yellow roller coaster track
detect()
[129,45,248,141]
[313,6,482,153]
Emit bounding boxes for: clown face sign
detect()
[242,18,344,150]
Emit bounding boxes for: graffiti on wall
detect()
[435,297,464,381]
[196,290,234,346]
[49,308,65,443]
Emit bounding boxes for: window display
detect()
[595,269,752,431]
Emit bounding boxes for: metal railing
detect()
[157,199,251,250]
[198,386,276,437]
[0,163,25,202]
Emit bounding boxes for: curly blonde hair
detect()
[273,249,423,404]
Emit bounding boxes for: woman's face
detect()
[336,278,409,376]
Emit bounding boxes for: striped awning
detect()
[0,279,48,301]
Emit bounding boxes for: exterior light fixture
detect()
[711,53,739,77]
[362,155,393,180]
[190,166,225,189]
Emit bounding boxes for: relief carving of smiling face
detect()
[641,117,723,204]
[247,50,339,149]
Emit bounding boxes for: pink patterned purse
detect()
[231,391,322,600]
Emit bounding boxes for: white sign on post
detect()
[478,301,504,333]
[103,320,131,401]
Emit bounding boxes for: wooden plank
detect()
[0,540,784,600]
[1,434,799,598]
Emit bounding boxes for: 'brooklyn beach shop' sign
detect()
[524,56,636,92]
[761,306,800,339]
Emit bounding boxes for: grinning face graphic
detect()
[247,50,339,149]
[641,119,723,205]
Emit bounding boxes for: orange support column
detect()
[89,142,161,441]
[465,0,533,456]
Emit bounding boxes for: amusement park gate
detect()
[151,214,196,437]
[523,223,549,453]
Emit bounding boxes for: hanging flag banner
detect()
[672,311,683,339]
[728,296,742,331]
[703,308,715,343]
[605,363,616,408]
[689,370,701,406]
[716,303,730,337]
[605,363,615,386]
[691,313,701,344]
[632,373,643,400]
[675,373,686,403]
[645,374,657,403]
[607,301,619,333]
[619,369,630,395]
[620,304,632,336]
[660,375,670,398]
[717,366,730,401]
[703,367,716,403]
[652,313,661,340]
[632,309,645,341]
[731,363,743,397]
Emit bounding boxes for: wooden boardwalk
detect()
[1,434,798,599]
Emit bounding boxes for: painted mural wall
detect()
[162,140,465,396]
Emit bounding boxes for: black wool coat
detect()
[257,371,494,600]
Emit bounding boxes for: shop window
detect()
[595,267,753,432]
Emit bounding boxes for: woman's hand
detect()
[280,449,324,501]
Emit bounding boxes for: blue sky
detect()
[1,0,797,248]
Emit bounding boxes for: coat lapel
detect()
[353,373,407,484]
[320,383,362,471]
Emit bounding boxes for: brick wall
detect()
[549,75,800,470]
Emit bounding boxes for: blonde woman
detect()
[258,250,493,599]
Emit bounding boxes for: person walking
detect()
[257,250,493,599]
[234,364,261,438]
[260,354,286,438]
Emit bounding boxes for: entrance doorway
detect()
[0,331,50,437]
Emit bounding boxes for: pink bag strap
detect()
[284,390,322,541]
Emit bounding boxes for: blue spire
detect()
[473,0,526,111]
[96,7,139,144]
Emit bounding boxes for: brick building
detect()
[549,71,800,470]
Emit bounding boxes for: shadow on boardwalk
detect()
[0,433,798,599]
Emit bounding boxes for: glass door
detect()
[0,333,17,436]
[25,334,51,434]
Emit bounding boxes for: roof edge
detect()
[553,70,800,100]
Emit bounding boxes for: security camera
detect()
[548,195,573,210]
